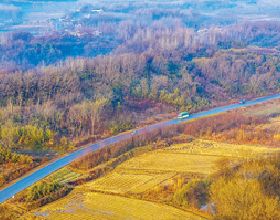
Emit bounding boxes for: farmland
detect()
[32,191,205,220]
[6,101,280,220]
[2,0,280,219]
[84,139,278,194]
[26,137,279,219]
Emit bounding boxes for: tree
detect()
[211,178,280,220]
[173,179,210,208]
[87,98,108,135]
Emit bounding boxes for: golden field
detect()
[26,138,280,220]
[85,139,278,194]
[32,190,205,220]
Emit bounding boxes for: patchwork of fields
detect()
[85,139,278,194]
[33,190,205,220]
[18,101,280,219]
[31,138,279,220]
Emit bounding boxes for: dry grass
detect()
[241,100,280,132]
[26,119,280,220]
[47,168,83,185]
[31,190,205,220]
[29,139,277,220]
[164,139,279,158]
[245,100,280,117]
[83,139,279,195]
[118,152,219,175]
[87,171,176,194]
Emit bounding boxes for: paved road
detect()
[1,93,280,203]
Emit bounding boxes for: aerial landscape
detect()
[1,0,280,219]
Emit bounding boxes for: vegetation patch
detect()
[32,191,205,220]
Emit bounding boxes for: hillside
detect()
[32,191,205,220]
[27,140,278,219]
[1,100,278,219]
[2,1,280,191]
[1,1,280,219]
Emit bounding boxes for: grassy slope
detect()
[87,139,279,194]
[28,139,279,220]
[246,101,280,117]
[25,101,280,220]
[33,190,205,220]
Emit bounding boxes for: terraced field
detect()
[163,140,279,158]
[33,190,205,220]
[28,129,280,220]
[85,139,279,195]
[87,171,176,194]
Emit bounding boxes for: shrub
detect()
[173,179,210,209]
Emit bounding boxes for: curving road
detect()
[1,93,280,203]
